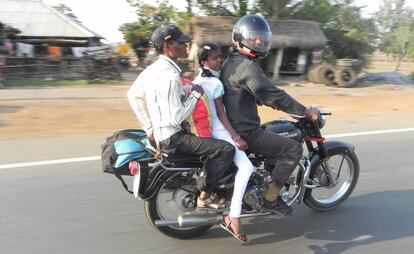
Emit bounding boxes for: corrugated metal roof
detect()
[0,0,103,38]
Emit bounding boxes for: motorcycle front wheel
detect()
[144,172,212,239]
[304,147,359,211]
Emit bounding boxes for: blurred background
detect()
[1,0,413,87]
[2,5,414,252]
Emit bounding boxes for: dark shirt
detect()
[221,50,306,132]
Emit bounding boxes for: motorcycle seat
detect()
[162,152,204,168]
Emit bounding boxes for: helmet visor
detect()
[241,30,272,54]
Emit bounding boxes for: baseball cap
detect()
[151,25,192,48]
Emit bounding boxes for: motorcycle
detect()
[126,108,359,239]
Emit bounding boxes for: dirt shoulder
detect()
[1,82,414,140]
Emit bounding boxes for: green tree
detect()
[334,1,377,44]
[324,28,374,60]
[376,0,406,32]
[252,0,294,19]
[289,0,377,44]
[120,0,191,57]
[290,0,338,25]
[376,0,414,70]
[120,0,377,62]
[196,0,295,18]
[196,0,250,16]
[289,0,375,60]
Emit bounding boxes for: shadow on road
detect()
[196,190,414,253]
[0,105,21,114]
[0,105,21,127]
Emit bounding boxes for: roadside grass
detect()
[3,79,125,87]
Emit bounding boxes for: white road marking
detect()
[1,127,414,169]
[0,156,100,169]
[325,127,414,138]
[351,235,374,242]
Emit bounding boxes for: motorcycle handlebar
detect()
[290,111,332,120]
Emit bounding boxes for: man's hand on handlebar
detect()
[303,108,319,121]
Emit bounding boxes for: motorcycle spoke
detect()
[310,154,354,204]
[336,154,346,180]
[307,178,329,188]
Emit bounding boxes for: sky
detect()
[43,0,189,43]
[43,0,414,43]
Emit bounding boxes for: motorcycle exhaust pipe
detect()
[155,214,223,228]
[239,211,271,218]
[154,211,272,228]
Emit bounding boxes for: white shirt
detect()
[127,55,201,144]
[193,71,227,135]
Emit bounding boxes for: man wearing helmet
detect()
[221,14,317,215]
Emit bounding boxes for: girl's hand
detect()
[235,138,249,151]
[181,121,191,134]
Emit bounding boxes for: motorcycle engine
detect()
[173,185,197,212]
[244,169,272,210]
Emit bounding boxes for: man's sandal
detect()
[197,193,227,209]
[220,216,248,242]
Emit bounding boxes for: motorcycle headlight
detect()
[316,108,327,129]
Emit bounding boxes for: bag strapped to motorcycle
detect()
[114,170,133,194]
[101,129,154,194]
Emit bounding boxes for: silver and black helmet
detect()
[232,14,272,58]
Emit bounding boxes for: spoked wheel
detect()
[304,148,359,211]
[144,172,212,238]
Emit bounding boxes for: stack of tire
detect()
[307,63,337,86]
[335,59,360,87]
[307,59,360,87]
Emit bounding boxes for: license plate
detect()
[132,165,141,199]
[130,161,141,198]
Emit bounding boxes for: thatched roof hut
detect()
[189,16,327,80]
[191,16,327,49]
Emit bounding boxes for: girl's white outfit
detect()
[193,70,255,217]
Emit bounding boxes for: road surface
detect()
[1,127,414,254]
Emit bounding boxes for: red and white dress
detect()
[186,71,255,218]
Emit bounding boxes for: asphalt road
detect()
[1,131,414,254]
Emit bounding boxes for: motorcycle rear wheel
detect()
[144,173,212,239]
[304,148,359,211]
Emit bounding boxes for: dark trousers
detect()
[241,128,303,188]
[159,131,235,193]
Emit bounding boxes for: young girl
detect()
[193,43,255,242]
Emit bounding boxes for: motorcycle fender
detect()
[308,141,355,167]
[139,163,198,201]
[305,141,357,200]
[138,162,168,200]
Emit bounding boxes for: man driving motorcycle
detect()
[221,14,317,215]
